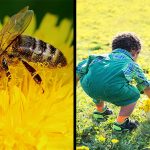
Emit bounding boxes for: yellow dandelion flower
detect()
[76,145,90,150]
[142,99,150,120]
[98,135,106,142]
[0,11,73,150]
[140,99,150,113]
[111,139,119,144]
[94,126,98,130]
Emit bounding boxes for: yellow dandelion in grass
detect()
[76,145,89,150]
[0,8,73,150]
[143,99,150,112]
[139,99,150,120]
[98,135,106,142]
[139,99,150,112]
[111,139,119,144]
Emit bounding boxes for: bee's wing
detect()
[0,6,33,54]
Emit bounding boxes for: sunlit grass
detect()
[77,0,150,149]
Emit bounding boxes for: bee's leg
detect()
[21,60,42,84]
[2,58,11,81]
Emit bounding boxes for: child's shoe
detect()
[112,118,139,132]
[93,107,113,121]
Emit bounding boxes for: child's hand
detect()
[144,87,150,97]
[76,75,80,86]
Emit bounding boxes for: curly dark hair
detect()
[112,32,141,52]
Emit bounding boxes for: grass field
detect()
[77,0,150,149]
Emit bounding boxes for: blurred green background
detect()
[0,0,73,28]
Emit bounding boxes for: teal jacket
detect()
[76,49,150,101]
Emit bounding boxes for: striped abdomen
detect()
[12,35,67,67]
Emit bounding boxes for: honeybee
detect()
[0,6,67,84]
